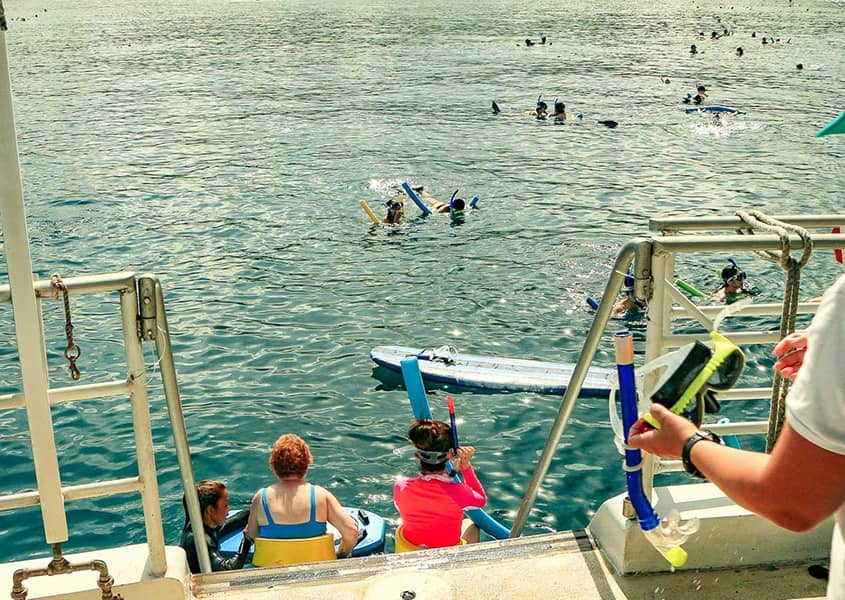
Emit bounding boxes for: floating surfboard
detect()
[218,507,386,559]
[684,105,743,114]
[370,345,615,396]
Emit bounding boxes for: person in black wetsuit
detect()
[179,480,252,573]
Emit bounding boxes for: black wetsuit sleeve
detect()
[208,537,251,572]
[180,525,252,573]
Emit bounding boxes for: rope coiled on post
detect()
[735,211,812,451]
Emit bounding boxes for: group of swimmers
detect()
[609,259,757,320]
[490,97,618,129]
[522,36,548,47]
[180,421,484,572]
[363,184,473,226]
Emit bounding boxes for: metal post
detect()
[140,275,211,574]
[119,286,166,576]
[0,7,68,544]
[510,239,648,537]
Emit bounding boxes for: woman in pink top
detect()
[393,419,487,548]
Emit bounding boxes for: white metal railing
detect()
[0,273,167,575]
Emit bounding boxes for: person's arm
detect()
[323,488,358,557]
[208,531,251,571]
[245,490,262,542]
[629,404,845,531]
[450,447,487,508]
[456,465,487,507]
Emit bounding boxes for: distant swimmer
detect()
[682,85,707,105]
[550,100,574,120]
[796,63,804,70]
[525,38,535,47]
[690,44,699,55]
[538,36,547,45]
[736,47,744,57]
[491,100,501,114]
[384,197,405,225]
[660,76,671,84]
[534,97,548,119]
[716,259,758,304]
[611,275,646,320]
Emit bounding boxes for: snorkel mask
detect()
[449,190,466,218]
[720,258,746,286]
[644,331,745,428]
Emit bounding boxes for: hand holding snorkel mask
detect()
[644,330,745,429]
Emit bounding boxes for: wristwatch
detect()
[682,430,722,479]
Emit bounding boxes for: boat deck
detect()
[0,530,827,600]
[194,531,828,600]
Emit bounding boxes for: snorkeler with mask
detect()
[715,259,757,303]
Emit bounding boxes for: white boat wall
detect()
[0,1,841,598]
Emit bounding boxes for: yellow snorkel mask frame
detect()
[645,331,745,429]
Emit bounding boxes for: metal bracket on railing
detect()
[10,543,123,600]
[137,276,157,341]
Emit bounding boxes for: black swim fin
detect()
[492,101,501,114]
[598,120,618,128]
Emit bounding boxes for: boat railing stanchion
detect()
[137,274,213,574]
[510,239,649,537]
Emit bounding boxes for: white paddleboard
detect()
[370,345,615,396]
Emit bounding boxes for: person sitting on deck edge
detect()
[394,419,487,548]
[246,434,359,558]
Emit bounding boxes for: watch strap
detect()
[682,430,721,479]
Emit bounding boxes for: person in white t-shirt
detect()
[628,273,845,599]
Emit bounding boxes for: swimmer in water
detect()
[682,85,707,105]
[491,100,501,114]
[690,44,698,55]
[611,274,646,320]
[736,47,744,57]
[383,197,405,225]
[549,100,573,120]
[715,259,758,304]
[534,97,548,119]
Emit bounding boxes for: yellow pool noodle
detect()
[360,199,380,224]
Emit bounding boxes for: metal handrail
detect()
[509,238,646,537]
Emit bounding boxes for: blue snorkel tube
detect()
[614,331,698,568]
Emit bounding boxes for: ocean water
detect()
[0,0,842,561]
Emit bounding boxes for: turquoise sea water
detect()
[0,0,842,561]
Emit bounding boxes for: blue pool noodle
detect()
[399,357,510,539]
[401,182,432,216]
[586,296,600,310]
[400,357,433,420]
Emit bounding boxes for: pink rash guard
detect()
[393,466,487,547]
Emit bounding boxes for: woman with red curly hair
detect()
[246,434,358,556]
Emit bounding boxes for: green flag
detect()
[817,112,845,137]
